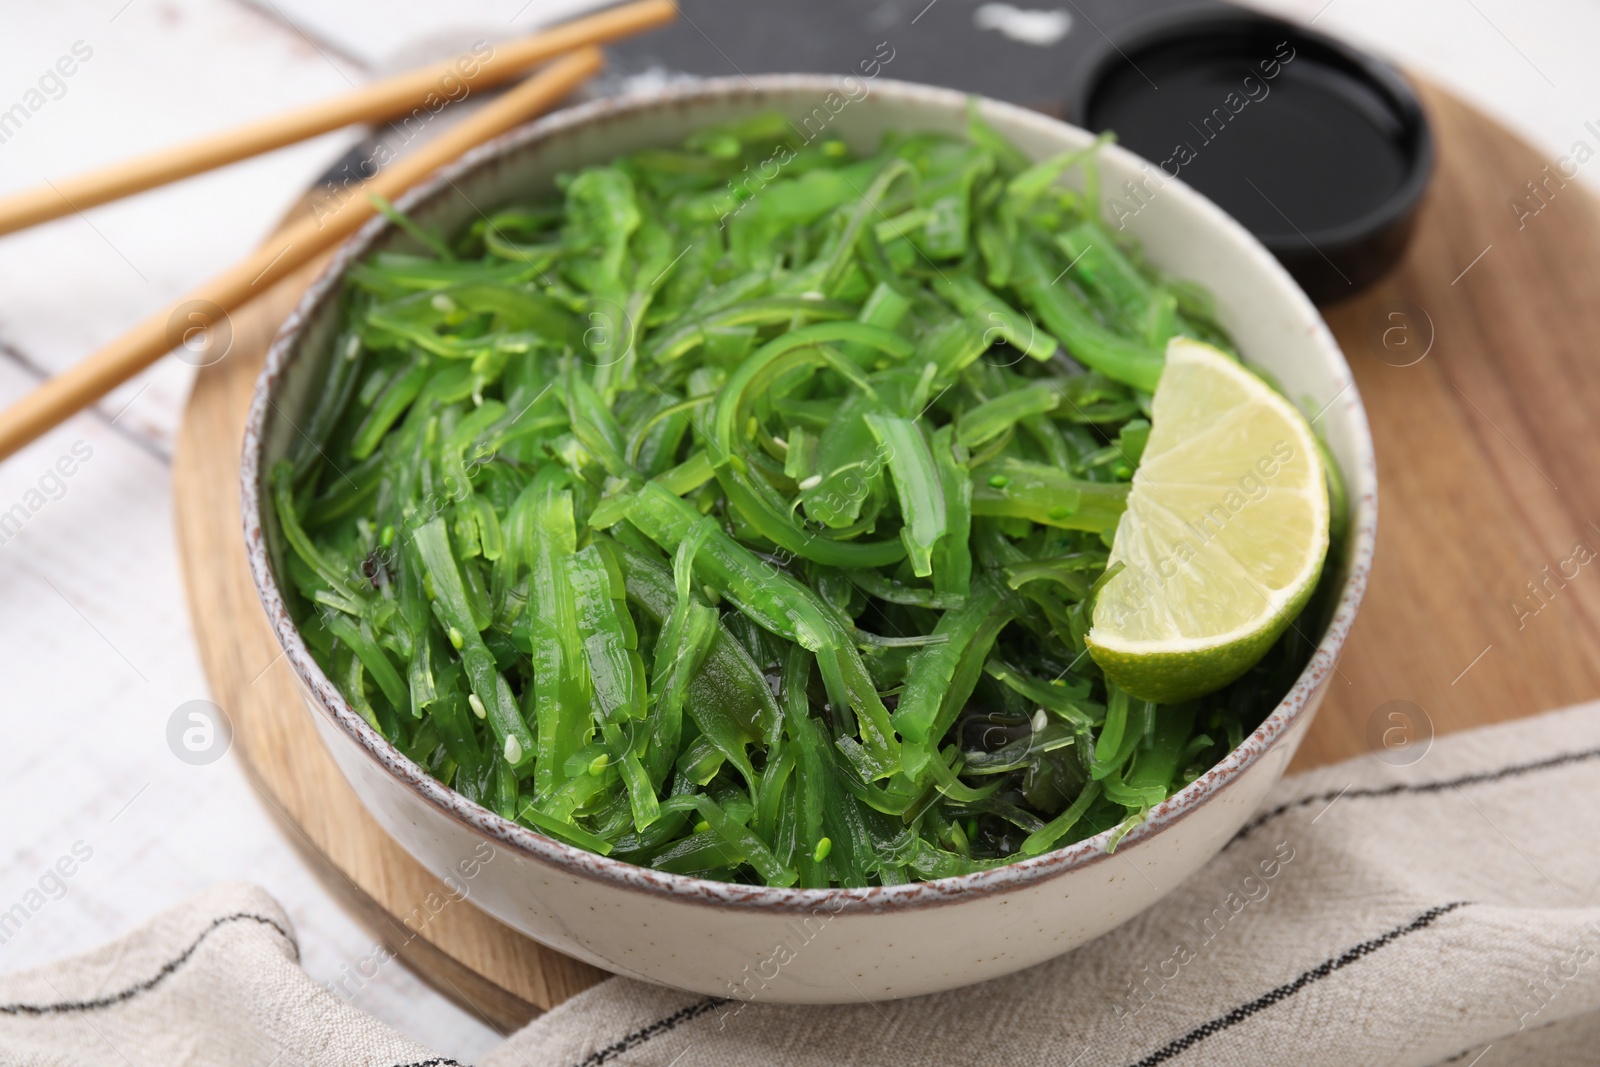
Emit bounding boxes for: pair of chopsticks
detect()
[0,0,677,461]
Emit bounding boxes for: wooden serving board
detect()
[173,82,1600,1028]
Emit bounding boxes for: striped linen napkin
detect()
[6,702,1600,1066]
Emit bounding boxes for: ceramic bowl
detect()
[243,75,1376,1004]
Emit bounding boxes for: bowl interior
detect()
[248,75,1375,903]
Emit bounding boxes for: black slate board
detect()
[605,0,1229,115]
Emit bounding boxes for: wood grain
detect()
[173,82,1600,1024]
[1292,81,1600,768]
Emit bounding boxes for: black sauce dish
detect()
[1070,7,1434,304]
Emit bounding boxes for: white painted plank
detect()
[0,0,364,453]
[250,0,613,69]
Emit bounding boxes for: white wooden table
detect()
[1,0,1595,1060]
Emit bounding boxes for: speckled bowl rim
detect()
[242,75,1376,916]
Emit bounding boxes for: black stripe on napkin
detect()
[1,911,467,1065]
[0,911,292,1017]
[569,996,728,1066]
[1123,901,1470,1067]
[1229,744,1600,847]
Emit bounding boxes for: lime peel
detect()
[1087,337,1330,703]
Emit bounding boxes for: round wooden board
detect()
[173,80,1600,1028]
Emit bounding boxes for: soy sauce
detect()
[1085,36,1412,240]
[1071,13,1434,305]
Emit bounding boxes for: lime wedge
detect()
[1087,337,1330,703]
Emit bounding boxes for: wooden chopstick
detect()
[0,47,605,461]
[0,0,674,237]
